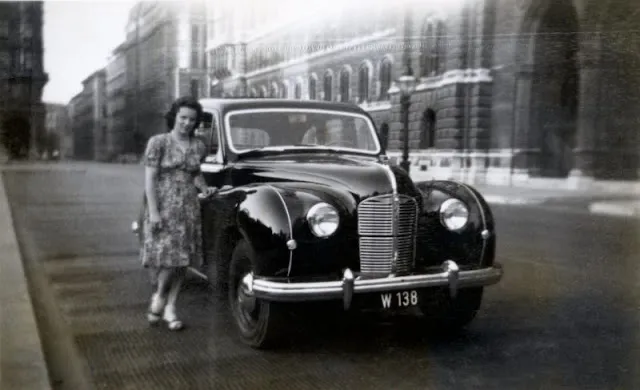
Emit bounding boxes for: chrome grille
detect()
[357,194,418,275]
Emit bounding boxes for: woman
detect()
[140,96,216,331]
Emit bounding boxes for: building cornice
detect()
[242,28,397,79]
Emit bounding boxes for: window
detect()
[308,77,316,100]
[420,20,446,77]
[294,82,301,99]
[339,69,350,102]
[379,58,392,100]
[190,79,199,98]
[358,64,369,103]
[194,111,219,154]
[191,49,199,69]
[420,109,436,148]
[0,50,9,69]
[323,72,332,101]
[269,83,278,98]
[21,24,33,39]
[0,20,8,38]
[228,110,378,152]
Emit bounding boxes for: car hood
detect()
[232,153,420,202]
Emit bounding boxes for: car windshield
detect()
[224,109,380,154]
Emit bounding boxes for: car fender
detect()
[234,184,296,277]
[414,180,496,268]
[235,182,358,278]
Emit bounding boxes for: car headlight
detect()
[439,198,469,231]
[307,202,339,237]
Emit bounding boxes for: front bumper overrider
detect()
[240,260,503,310]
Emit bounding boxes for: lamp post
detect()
[397,66,417,174]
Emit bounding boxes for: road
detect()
[3,164,640,390]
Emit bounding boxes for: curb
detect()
[588,201,640,218]
[0,172,52,389]
[483,195,547,206]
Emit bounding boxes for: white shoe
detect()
[163,304,184,331]
[147,293,166,324]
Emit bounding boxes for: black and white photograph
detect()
[0,0,638,388]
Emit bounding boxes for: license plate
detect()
[380,290,419,309]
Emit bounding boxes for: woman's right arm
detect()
[142,135,163,223]
[145,166,161,221]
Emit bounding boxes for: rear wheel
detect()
[228,239,285,349]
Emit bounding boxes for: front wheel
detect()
[419,287,483,332]
[228,239,286,349]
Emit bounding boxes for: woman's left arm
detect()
[194,172,208,192]
[193,138,215,196]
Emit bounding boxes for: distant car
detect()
[132,98,503,348]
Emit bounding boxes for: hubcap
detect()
[237,279,256,314]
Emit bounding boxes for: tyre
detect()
[228,239,285,349]
[419,287,483,331]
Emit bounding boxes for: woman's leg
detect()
[147,268,172,323]
[163,267,187,330]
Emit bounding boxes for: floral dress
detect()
[139,133,206,270]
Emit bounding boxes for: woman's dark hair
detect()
[164,96,204,136]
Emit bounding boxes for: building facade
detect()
[0,1,48,159]
[106,43,127,160]
[121,0,208,156]
[70,70,107,160]
[206,0,639,184]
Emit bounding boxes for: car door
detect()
[196,109,231,276]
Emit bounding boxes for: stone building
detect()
[0,1,48,159]
[206,0,639,184]
[106,43,127,159]
[69,70,107,161]
[121,0,209,156]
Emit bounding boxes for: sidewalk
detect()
[477,185,640,217]
[0,169,51,389]
[415,180,640,217]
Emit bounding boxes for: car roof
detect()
[198,98,369,115]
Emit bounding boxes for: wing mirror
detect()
[204,154,223,164]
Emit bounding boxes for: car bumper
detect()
[241,260,503,310]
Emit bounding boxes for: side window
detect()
[195,111,219,155]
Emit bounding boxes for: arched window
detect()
[379,58,392,101]
[358,63,369,103]
[281,82,288,98]
[308,76,317,100]
[339,69,350,102]
[294,82,302,99]
[269,83,278,98]
[420,20,446,77]
[323,71,332,101]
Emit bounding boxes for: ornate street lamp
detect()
[397,66,417,173]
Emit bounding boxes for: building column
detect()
[569,38,602,185]
[511,64,541,176]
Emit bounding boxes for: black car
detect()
[132,98,503,348]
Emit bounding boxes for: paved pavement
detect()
[0,170,51,390]
[2,162,640,389]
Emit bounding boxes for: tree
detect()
[1,112,31,160]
